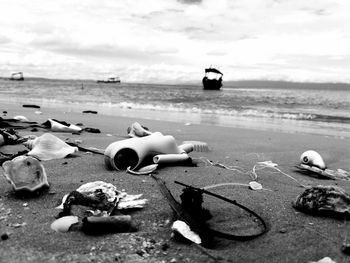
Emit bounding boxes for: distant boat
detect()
[202,67,223,90]
[97,77,121,84]
[10,72,24,81]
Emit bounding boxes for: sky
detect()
[0,0,350,84]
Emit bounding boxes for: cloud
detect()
[178,0,202,4]
[30,36,180,64]
[0,0,349,82]
[0,35,11,44]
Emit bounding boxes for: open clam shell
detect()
[24,133,78,161]
[300,150,326,170]
[2,155,49,192]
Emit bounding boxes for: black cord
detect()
[174,180,268,240]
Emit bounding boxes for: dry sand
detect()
[0,103,350,263]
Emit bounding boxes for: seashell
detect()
[127,122,152,137]
[117,194,148,209]
[171,220,201,244]
[51,216,79,232]
[56,181,148,212]
[0,134,4,146]
[13,115,29,122]
[43,119,82,133]
[75,181,123,202]
[24,133,78,161]
[300,150,326,169]
[293,185,350,216]
[2,155,49,192]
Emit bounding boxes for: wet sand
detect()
[0,102,350,263]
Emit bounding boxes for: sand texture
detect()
[0,103,350,263]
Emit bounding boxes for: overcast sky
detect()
[0,0,349,83]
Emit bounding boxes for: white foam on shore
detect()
[1,97,349,138]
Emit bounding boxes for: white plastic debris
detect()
[171,220,201,244]
[249,181,263,190]
[309,256,337,263]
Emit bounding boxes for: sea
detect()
[0,78,349,138]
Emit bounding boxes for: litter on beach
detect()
[104,131,194,172]
[152,175,268,248]
[1,101,349,262]
[52,181,147,235]
[171,220,202,244]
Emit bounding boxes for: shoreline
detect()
[1,98,349,139]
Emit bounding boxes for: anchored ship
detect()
[202,67,223,90]
[10,72,24,81]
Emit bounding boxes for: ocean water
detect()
[0,78,349,138]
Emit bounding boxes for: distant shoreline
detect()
[1,76,350,89]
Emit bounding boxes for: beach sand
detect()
[0,102,350,263]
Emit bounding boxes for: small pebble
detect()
[342,243,350,255]
[279,228,287,233]
[1,233,9,240]
[12,222,26,228]
[161,243,169,251]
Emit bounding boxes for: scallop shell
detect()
[24,133,78,161]
[300,150,326,169]
[2,155,49,192]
